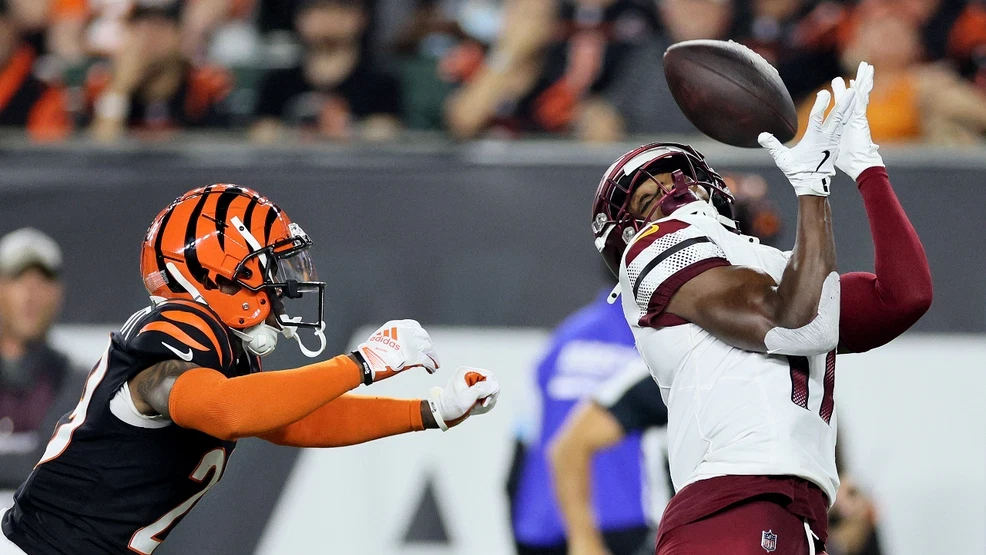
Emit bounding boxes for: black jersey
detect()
[1,300,260,555]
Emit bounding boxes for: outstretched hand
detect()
[831,61,884,180]
[759,84,857,197]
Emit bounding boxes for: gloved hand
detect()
[353,320,439,385]
[759,85,857,197]
[427,366,500,431]
[831,61,884,180]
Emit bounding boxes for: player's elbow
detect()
[173,404,245,441]
[206,419,243,442]
[900,279,933,321]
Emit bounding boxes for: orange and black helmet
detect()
[140,184,324,332]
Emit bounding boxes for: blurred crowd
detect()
[1,0,985,144]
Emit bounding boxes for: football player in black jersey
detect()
[0,185,500,554]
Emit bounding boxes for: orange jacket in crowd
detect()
[0,46,72,142]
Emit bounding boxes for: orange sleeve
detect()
[168,354,362,440]
[27,86,72,142]
[948,6,986,60]
[260,394,425,448]
[51,0,88,20]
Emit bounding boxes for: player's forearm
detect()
[260,394,428,447]
[168,355,362,440]
[549,436,603,545]
[857,167,931,303]
[775,196,836,327]
[839,167,932,352]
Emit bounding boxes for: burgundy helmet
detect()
[591,142,735,276]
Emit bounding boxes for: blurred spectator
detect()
[852,0,986,81]
[48,0,247,63]
[390,0,496,130]
[0,229,76,499]
[446,0,736,142]
[0,0,72,142]
[734,0,849,101]
[797,11,986,144]
[87,0,235,142]
[251,0,401,142]
[827,475,885,555]
[443,0,554,139]
[604,0,731,139]
[3,0,49,33]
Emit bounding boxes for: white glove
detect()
[831,61,884,180]
[353,320,440,385]
[428,366,500,431]
[759,85,857,197]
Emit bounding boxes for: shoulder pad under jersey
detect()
[125,300,235,374]
[622,219,730,327]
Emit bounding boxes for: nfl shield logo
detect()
[761,530,778,552]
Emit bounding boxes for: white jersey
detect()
[618,202,839,505]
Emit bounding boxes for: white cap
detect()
[0,228,63,278]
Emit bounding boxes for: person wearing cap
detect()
[87,0,235,142]
[0,229,77,503]
[0,0,73,142]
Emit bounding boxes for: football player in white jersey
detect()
[589,62,932,555]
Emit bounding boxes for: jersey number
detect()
[128,448,228,554]
[788,352,836,425]
[38,341,112,465]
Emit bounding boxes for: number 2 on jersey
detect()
[128,448,228,554]
[788,352,836,425]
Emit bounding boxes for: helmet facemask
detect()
[592,142,736,277]
[227,217,327,358]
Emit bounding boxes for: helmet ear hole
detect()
[215,275,242,295]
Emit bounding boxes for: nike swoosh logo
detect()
[162,342,194,362]
[814,150,831,172]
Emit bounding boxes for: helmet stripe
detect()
[243,196,258,231]
[138,321,209,351]
[262,204,281,245]
[183,186,213,286]
[213,186,242,250]
[163,299,233,363]
[161,310,226,366]
[154,206,181,293]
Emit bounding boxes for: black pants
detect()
[515,525,652,555]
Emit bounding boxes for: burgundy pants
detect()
[657,499,825,555]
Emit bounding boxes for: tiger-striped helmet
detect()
[140,184,325,356]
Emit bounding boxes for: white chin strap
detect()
[281,318,327,358]
[231,323,281,357]
[229,318,327,359]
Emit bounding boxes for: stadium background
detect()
[1,141,984,554]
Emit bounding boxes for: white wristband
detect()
[428,387,449,431]
[792,175,832,197]
[96,92,130,120]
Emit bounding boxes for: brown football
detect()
[664,40,797,148]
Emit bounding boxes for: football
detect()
[664,39,798,148]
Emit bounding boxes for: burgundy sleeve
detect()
[839,167,933,353]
